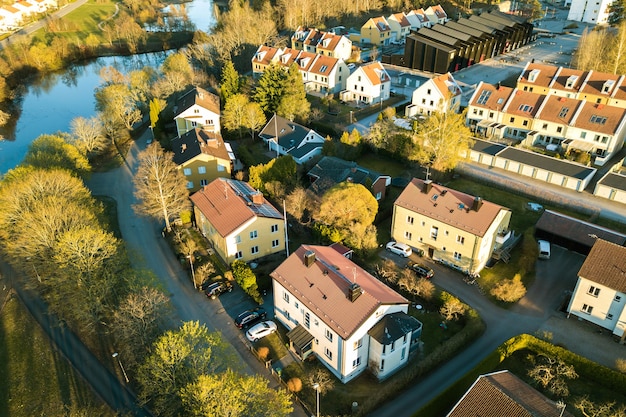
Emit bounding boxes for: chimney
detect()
[251,192,264,205]
[304,250,316,267]
[422,179,433,194]
[472,196,483,212]
[348,283,362,302]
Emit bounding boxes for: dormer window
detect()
[320,65,328,72]
[281,54,290,64]
[528,69,540,82]
[603,79,615,94]
[566,75,578,89]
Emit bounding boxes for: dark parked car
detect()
[234,307,267,329]
[205,280,233,299]
[407,261,434,279]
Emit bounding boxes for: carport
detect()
[535,210,626,254]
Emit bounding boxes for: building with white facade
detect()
[406,72,461,117]
[567,0,611,25]
[340,61,391,105]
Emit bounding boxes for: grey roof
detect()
[535,210,626,247]
[470,15,509,31]
[417,27,461,47]
[472,138,507,156]
[432,24,475,42]
[307,156,388,195]
[446,20,492,38]
[259,114,312,150]
[286,324,314,350]
[599,172,626,191]
[458,17,498,35]
[408,32,457,52]
[368,312,422,345]
[290,141,323,159]
[497,147,595,180]
[171,129,230,165]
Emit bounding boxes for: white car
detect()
[386,241,412,258]
[246,320,277,342]
[347,63,356,70]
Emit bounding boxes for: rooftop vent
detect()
[472,196,483,212]
[423,179,433,194]
[304,250,316,267]
[348,283,363,302]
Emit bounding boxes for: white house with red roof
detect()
[174,86,221,137]
[291,26,352,61]
[0,5,23,30]
[271,244,423,382]
[406,8,429,30]
[340,61,391,105]
[392,179,512,274]
[190,178,285,264]
[406,72,462,117]
[424,4,449,25]
[13,0,37,16]
[387,12,411,43]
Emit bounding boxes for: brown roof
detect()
[394,179,508,237]
[578,239,626,292]
[390,12,411,27]
[271,245,407,339]
[470,82,514,110]
[317,32,344,52]
[370,16,390,32]
[432,72,461,97]
[503,89,545,118]
[361,61,390,85]
[536,95,580,125]
[448,371,574,417]
[549,66,588,92]
[176,86,220,116]
[518,62,560,88]
[252,45,281,66]
[171,128,230,165]
[309,54,338,76]
[580,71,621,97]
[190,178,282,237]
[535,210,626,248]
[572,101,626,135]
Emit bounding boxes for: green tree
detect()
[138,321,239,416]
[220,60,241,104]
[410,109,474,173]
[248,155,297,194]
[243,101,266,141]
[180,370,293,417]
[23,134,90,177]
[231,260,258,294]
[609,0,626,25]
[316,182,378,231]
[222,93,249,138]
[253,63,286,114]
[133,143,191,232]
[276,63,310,121]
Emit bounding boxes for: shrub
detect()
[490,274,526,302]
[287,378,303,393]
[257,346,270,361]
[231,260,262,303]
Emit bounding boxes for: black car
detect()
[234,307,267,329]
[407,261,434,279]
[205,280,233,299]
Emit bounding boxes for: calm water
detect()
[0,0,215,174]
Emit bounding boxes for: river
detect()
[0,0,215,174]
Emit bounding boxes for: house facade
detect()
[271,245,422,383]
[258,114,325,164]
[190,178,285,264]
[567,239,626,339]
[171,128,234,192]
[392,179,512,274]
[291,27,352,61]
[0,5,23,29]
[567,0,611,24]
[340,61,391,105]
[174,87,221,137]
[406,8,429,30]
[424,4,449,25]
[406,72,462,117]
[360,16,391,46]
[387,13,411,42]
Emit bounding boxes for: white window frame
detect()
[250,230,258,239]
[272,239,280,248]
[198,166,207,174]
[251,246,259,254]
[183,168,192,176]
[325,329,333,342]
[271,224,279,233]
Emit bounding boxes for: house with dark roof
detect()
[447,370,574,417]
[594,167,626,204]
[171,129,234,192]
[392,179,512,274]
[271,245,422,383]
[174,87,221,137]
[190,178,285,264]
[291,26,352,61]
[567,239,626,339]
[258,114,325,164]
[307,156,391,200]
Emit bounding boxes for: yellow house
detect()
[172,128,233,193]
[391,179,512,274]
[360,16,391,46]
[190,178,286,264]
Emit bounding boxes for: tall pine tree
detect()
[220,61,241,105]
[276,63,310,121]
[253,63,286,114]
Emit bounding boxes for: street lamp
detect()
[186,255,196,289]
[112,352,129,383]
[313,383,320,417]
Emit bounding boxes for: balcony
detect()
[496,230,512,245]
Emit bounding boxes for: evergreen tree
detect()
[276,63,310,121]
[253,63,286,114]
[220,60,241,105]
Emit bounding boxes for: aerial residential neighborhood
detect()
[2,0,626,416]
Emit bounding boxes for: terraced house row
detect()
[467,63,626,166]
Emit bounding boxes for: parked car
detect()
[246,321,277,342]
[386,241,412,258]
[205,280,233,299]
[407,261,434,279]
[235,307,267,329]
[538,240,551,260]
[347,63,356,70]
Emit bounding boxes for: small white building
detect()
[174,87,221,137]
[340,61,390,105]
[567,239,626,340]
[0,5,23,30]
[406,8,429,30]
[406,72,461,117]
[258,114,325,164]
[272,245,422,383]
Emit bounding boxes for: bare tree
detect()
[70,116,107,156]
[133,143,191,232]
[490,274,526,302]
[528,354,578,397]
[397,269,436,300]
[306,367,335,395]
[375,259,398,284]
[575,396,626,417]
[440,294,466,321]
[285,186,311,223]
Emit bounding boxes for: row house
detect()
[251,46,349,95]
[406,72,461,117]
[387,13,411,43]
[360,16,391,46]
[272,245,423,383]
[568,0,611,25]
[467,81,626,166]
[291,27,352,61]
[518,62,626,108]
[0,5,23,30]
[340,61,391,105]
[405,9,429,30]
[391,179,512,274]
[424,4,449,25]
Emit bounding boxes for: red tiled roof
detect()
[578,239,626,292]
[572,100,626,135]
[518,62,560,88]
[432,72,461,97]
[271,245,407,338]
[395,179,508,237]
[370,16,390,32]
[309,54,338,75]
[470,82,514,110]
[390,12,411,27]
[252,45,281,66]
[190,178,282,237]
[503,89,545,118]
[361,61,390,85]
[536,95,581,125]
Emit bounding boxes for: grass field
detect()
[0,292,114,417]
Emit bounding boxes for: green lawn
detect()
[0,293,114,417]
